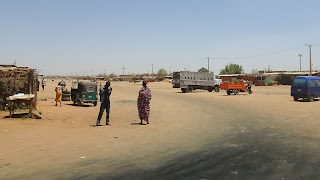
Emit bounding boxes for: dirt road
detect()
[1,81,320,179]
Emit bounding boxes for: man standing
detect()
[96,81,112,126]
[41,78,46,91]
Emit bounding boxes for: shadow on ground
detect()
[130,123,146,125]
[67,128,320,180]
[296,99,320,102]
[66,103,93,107]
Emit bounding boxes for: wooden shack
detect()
[0,65,38,111]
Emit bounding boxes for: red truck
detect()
[220,81,252,95]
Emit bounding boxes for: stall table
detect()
[7,94,35,118]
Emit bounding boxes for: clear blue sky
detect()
[1,0,320,75]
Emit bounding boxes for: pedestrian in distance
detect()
[60,78,66,91]
[55,82,63,107]
[41,78,46,91]
[96,81,112,126]
[137,80,152,125]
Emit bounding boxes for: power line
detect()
[213,46,305,60]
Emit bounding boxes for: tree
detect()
[97,73,106,77]
[157,69,168,77]
[108,73,116,78]
[220,64,243,75]
[198,67,209,72]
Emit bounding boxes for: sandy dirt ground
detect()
[1,80,320,179]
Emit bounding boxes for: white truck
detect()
[172,71,222,93]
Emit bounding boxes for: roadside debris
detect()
[231,171,239,175]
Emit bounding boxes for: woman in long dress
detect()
[55,82,63,107]
[137,80,152,125]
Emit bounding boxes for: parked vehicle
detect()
[71,81,98,106]
[172,71,221,93]
[220,80,252,95]
[61,90,71,101]
[291,76,320,102]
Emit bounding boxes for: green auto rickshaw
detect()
[71,81,98,106]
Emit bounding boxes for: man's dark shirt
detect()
[100,85,112,104]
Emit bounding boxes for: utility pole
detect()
[298,54,302,71]
[151,64,154,77]
[207,57,210,72]
[305,44,312,76]
[122,67,125,76]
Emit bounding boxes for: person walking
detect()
[55,82,63,106]
[60,78,66,91]
[137,80,152,125]
[41,78,46,91]
[96,81,112,126]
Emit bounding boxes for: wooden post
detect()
[29,99,32,117]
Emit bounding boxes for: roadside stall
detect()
[0,65,38,118]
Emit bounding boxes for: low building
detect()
[219,74,255,83]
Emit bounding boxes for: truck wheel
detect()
[227,90,231,95]
[93,102,97,106]
[208,87,213,92]
[234,90,239,95]
[188,86,193,92]
[307,94,314,102]
[214,86,220,92]
[293,96,299,101]
[181,88,187,93]
[77,101,82,106]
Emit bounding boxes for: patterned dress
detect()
[137,86,152,122]
[55,85,63,102]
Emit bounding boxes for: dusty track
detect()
[1,81,320,179]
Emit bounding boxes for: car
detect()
[71,81,98,106]
[291,76,320,102]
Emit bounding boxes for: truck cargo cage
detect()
[172,71,222,93]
